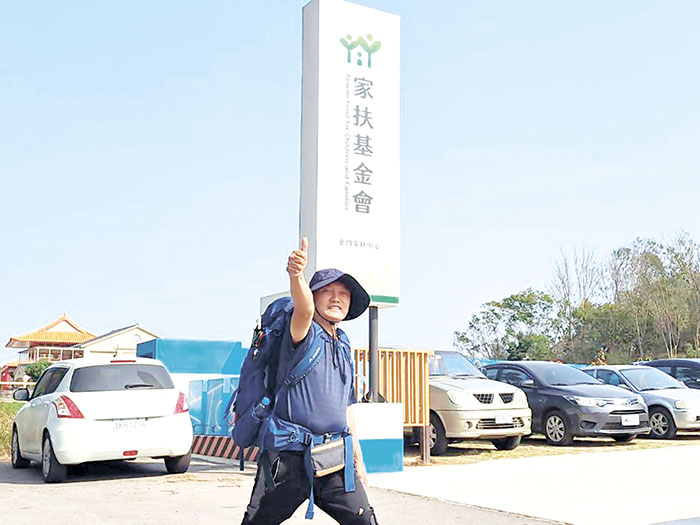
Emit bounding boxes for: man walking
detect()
[241,237,378,524]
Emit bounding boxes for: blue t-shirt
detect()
[275,320,356,435]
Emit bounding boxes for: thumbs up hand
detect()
[287,237,309,277]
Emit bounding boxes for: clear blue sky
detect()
[2,0,699,366]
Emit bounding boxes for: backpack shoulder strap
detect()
[283,342,324,387]
[224,387,237,424]
[278,328,325,390]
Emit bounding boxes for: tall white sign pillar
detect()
[300,0,401,308]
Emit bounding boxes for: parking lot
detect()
[0,456,559,525]
[7,406,700,525]
[5,435,700,525]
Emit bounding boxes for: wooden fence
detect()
[353,347,433,427]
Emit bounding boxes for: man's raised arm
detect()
[287,237,314,345]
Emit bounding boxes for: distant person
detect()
[241,237,378,524]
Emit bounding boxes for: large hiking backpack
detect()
[228,297,294,457]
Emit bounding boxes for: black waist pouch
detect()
[310,439,345,477]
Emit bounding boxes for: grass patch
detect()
[404,432,700,467]
[0,401,23,460]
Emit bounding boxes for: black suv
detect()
[484,361,650,446]
[645,359,700,389]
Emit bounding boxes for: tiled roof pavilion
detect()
[6,313,95,348]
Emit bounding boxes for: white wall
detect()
[82,327,157,359]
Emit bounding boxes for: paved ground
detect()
[6,444,700,524]
[0,457,560,524]
[373,444,700,525]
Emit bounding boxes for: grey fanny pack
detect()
[310,438,346,477]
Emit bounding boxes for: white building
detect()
[71,324,158,359]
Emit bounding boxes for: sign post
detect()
[369,306,379,401]
[299,0,401,403]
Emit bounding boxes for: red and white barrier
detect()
[191,435,260,463]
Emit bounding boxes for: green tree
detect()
[25,360,52,381]
[455,234,700,364]
[612,237,694,358]
[558,302,641,364]
[454,289,557,360]
[509,333,553,361]
[667,234,700,353]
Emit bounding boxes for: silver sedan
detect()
[583,365,700,439]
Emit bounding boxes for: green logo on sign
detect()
[339,34,382,68]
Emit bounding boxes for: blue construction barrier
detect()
[136,339,248,436]
[137,338,247,374]
[187,376,239,436]
[188,380,206,435]
[203,377,239,436]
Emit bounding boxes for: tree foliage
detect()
[25,360,52,381]
[454,289,558,361]
[455,234,700,364]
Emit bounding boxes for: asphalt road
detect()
[0,456,561,525]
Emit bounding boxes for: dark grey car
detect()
[484,361,650,446]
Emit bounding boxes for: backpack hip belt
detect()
[261,414,356,520]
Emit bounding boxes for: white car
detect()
[11,357,193,483]
[424,351,532,454]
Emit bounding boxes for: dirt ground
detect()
[403,431,700,466]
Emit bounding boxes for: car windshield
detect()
[70,364,174,392]
[620,367,684,391]
[533,365,599,386]
[430,352,485,378]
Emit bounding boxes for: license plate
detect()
[113,419,146,432]
[620,414,639,426]
[495,413,513,425]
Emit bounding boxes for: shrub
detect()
[25,360,52,381]
[0,402,23,459]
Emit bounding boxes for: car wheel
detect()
[429,413,448,456]
[491,436,521,450]
[649,407,677,439]
[544,411,573,446]
[165,452,191,474]
[42,434,67,483]
[613,434,637,443]
[404,429,418,446]
[11,426,30,469]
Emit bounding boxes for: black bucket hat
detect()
[309,268,370,321]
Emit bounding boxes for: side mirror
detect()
[519,379,535,389]
[616,383,630,390]
[13,388,29,401]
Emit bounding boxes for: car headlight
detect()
[514,389,527,405]
[565,395,598,407]
[446,390,472,406]
[675,400,694,409]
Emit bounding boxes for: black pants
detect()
[241,451,378,524]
